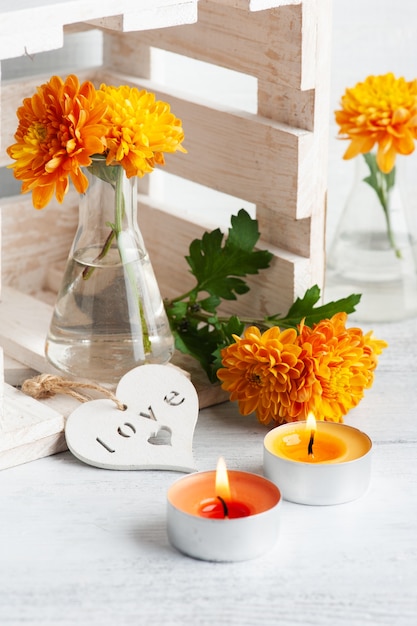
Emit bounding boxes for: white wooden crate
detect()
[0,0,332,468]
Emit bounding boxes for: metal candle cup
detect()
[263,421,372,505]
[167,469,281,562]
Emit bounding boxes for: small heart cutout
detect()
[65,364,199,472]
[148,426,172,446]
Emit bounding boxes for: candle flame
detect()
[306,412,317,432]
[215,457,231,501]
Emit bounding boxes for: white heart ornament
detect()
[65,364,199,472]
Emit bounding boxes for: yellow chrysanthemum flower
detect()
[96,84,187,178]
[217,314,387,426]
[7,75,108,209]
[335,72,417,173]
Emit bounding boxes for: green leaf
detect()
[211,316,245,376]
[266,287,361,329]
[227,209,264,252]
[185,209,273,301]
[199,295,221,313]
[284,285,321,318]
[171,323,226,382]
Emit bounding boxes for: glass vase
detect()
[45,157,174,383]
[325,153,417,322]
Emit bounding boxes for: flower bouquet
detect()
[7,74,186,382]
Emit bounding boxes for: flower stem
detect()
[113,165,151,355]
[362,152,402,258]
[83,159,151,356]
[82,230,115,280]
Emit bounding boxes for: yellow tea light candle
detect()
[272,413,350,464]
[263,415,372,506]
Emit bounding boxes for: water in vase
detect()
[45,246,174,383]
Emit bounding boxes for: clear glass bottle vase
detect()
[45,157,174,383]
[325,154,417,322]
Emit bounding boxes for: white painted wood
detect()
[0,287,61,376]
[86,1,198,32]
[0,349,4,421]
[211,0,301,8]
[127,2,316,95]
[0,0,198,60]
[65,364,199,472]
[0,382,69,470]
[0,317,416,625]
[3,354,38,387]
[0,192,78,293]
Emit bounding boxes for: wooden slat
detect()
[0,430,67,471]
[0,0,198,61]
[211,0,301,8]
[0,339,73,470]
[0,383,66,468]
[0,288,59,376]
[87,1,198,32]
[257,0,330,283]
[3,355,38,388]
[98,70,314,221]
[104,1,314,93]
[0,193,78,295]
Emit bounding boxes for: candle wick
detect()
[217,496,229,518]
[308,431,315,456]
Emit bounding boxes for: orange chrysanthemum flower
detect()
[7,75,107,209]
[335,72,417,173]
[7,76,187,209]
[295,313,387,423]
[217,325,304,426]
[96,84,187,178]
[217,314,387,426]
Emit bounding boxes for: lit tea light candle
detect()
[198,457,251,519]
[167,458,281,561]
[275,412,350,464]
[263,414,372,505]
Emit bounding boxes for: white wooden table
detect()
[1,317,417,626]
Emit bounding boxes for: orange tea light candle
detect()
[167,457,281,562]
[263,414,372,505]
[198,457,252,519]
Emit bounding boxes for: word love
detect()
[65,364,199,472]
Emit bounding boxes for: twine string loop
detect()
[21,373,126,411]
